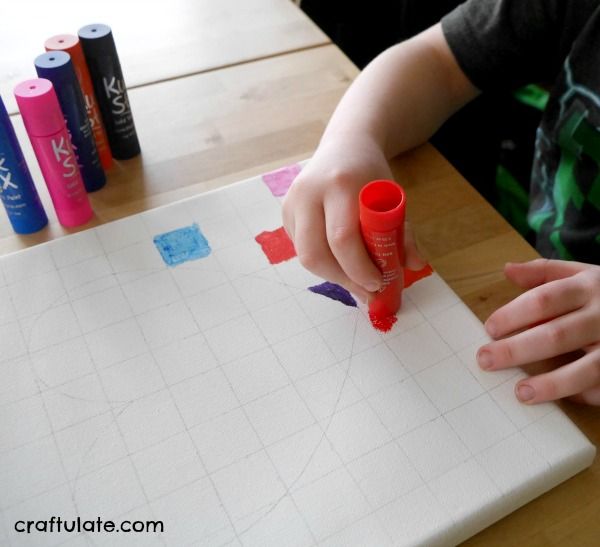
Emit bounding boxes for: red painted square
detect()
[255,226,297,264]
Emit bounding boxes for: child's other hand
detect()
[282,136,425,303]
[477,259,600,405]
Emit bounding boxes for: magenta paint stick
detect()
[14,78,93,227]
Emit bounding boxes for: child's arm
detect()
[321,23,478,160]
[282,23,478,302]
[478,260,600,405]
[283,8,600,406]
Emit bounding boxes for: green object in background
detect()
[545,105,600,258]
[493,84,550,240]
[514,84,550,111]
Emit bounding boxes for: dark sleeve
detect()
[441,0,599,90]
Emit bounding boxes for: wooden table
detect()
[1,1,598,545]
[0,0,328,114]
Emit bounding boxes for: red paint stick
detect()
[45,34,113,170]
[359,180,406,320]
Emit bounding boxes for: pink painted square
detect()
[262,164,302,197]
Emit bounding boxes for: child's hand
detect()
[282,136,425,303]
[477,259,600,405]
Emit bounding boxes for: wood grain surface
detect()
[0,1,598,544]
[394,147,600,546]
[0,0,328,114]
[0,45,356,253]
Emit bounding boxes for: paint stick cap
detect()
[45,34,87,68]
[34,51,76,90]
[45,34,79,51]
[14,78,64,138]
[359,180,406,232]
[78,24,117,57]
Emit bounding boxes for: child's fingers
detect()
[574,385,600,406]
[324,193,383,293]
[514,349,600,404]
[484,275,588,338]
[281,208,295,242]
[504,259,588,289]
[293,206,371,302]
[477,309,597,371]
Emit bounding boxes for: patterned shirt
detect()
[443,0,600,262]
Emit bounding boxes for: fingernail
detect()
[364,281,381,292]
[477,350,493,370]
[516,384,535,402]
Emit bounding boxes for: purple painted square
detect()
[262,164,302,197]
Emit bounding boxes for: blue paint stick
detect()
[35,51,106,192]
[0,94,48,234]
[153,223,211,267]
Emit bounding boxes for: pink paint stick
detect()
[15,79,93,227]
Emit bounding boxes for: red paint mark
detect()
[262,164,302,196]
[368,297,398,332]
[369,310,398,333]
[367,264,433,332]
[404,264,433,288]
[255,227,297,264]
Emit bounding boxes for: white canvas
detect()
[0,166,595,546]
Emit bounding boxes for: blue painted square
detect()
[153,223,211,267]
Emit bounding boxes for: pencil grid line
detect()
[146,186,373,544]
[159,259,267,545]
[0,170,279,286]
[0,246,346,400]
[311,293,492,541]
[2,368,561,543]
[266,258,405,544]
[103,239,241,547]
[0,297,514,456]
[375,309,491,538]
[204,190,321,546]
[62,253,167,547]
[0,284,552,532]
[2,248,94,547]
[6,232,161,544]
[1,367,544,499]
[0,220,357,368]
[214,303,358,545]
[0,275,550,457]
[418,302,558,491]
[0,228,334,388]
[0,270,339,412]
[220,236,545,545]
[0,176,576,547]
[220,189,448,544]
[2,212,459,354]
[141,187,310,545]
[209,187,406,541]
[226,182,423,544]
